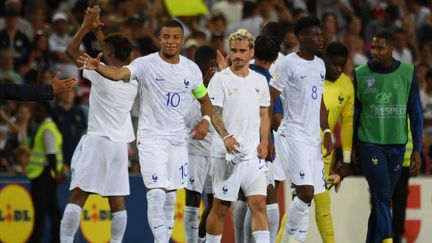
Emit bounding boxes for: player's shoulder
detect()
[338,73,354,87]
[248,68,268,82]
[180,55,200,70]
[129,53,155,68]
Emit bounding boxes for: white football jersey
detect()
[127,53,203,145]
[269,53,326,147]
[208,67,270,160]
[83,68,138,142]
[184,99,214,156]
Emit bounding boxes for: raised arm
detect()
[66,6,102,66]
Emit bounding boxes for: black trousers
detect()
[29,167,61,243]
[392,167,410,243]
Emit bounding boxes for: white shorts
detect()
[266,161,275,187]
[138,139,188,191]
[70,135,129,196]
[273,132,325,195]
[212,157,267,201]
[186,154,213,194]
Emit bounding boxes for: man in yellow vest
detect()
[27,102,64,243]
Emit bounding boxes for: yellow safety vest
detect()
[27,118,63,179]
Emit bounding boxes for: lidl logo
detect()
[0,184,34,243]
[80,195,112,242]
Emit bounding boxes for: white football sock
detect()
[284,197,309,242]
[164,191,177,240]
[206,233,222,243]
[267,203,280,243]
[60,203,82,243]
[147,189,167,243]
[184,206,199,243]
[110,210,127,243]
[252,230,270,243]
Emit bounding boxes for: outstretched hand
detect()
[77,52,103,70]
[51,72,77,95]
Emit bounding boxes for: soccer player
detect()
[232,23,286,243]
[270,16,333,243]
[60,7,138,243]
[206,28,271,243]
[241,35,282,243]
[353,31,422,243]
[183,45,217,243]
[78,19,212,243]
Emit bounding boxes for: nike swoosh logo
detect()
[191,226,199,229]
[153,224,163,229]
[258,164,265,169]
[289,227,298,233]
[301,75,307,79]
[210,97,215,100]
[299,230,307,233]
[155,77,164,81]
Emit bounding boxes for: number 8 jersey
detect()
[127,53,204,145]
[269,52,326,147]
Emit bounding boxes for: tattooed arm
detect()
[211,105,238,154]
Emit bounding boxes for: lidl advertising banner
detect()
[0,184,34,243]
[1,176,431,242]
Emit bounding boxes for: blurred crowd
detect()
[0,0,431,176]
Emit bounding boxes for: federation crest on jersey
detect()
[366,78,375,88]
[271,72,280,82]
[184,79,190,88]
[338,94,344,104]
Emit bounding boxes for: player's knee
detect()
[185,189,201,207]
[69,188,89,207]
[296,186,314,203]
[109,196,125,212]
[248,196,267,214]
[266,185,277,204]
[211,200,231,219]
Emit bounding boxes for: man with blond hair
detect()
[206,29,271,243]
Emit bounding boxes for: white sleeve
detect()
[269,60,289,92]
[207,74,224,107]
[43,130,57,155]
[126,57,146,83]
[260,78,271,107]
[190,63,204,90]
[82,69,95,84]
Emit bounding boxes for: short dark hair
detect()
[195,45,216,64]
[254,36,280,62]
[103,34,132,62]
[374,31,394,45]
[260,22,285,46]
[326,42,348,59]
[159,19,184,33]
[294,16,321,36]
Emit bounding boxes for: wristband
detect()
[202,115,211,123]
[323,128,331,135]
[343,151,351,163]
[223,134,233,141]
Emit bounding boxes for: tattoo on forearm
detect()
[211,106,229,138]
